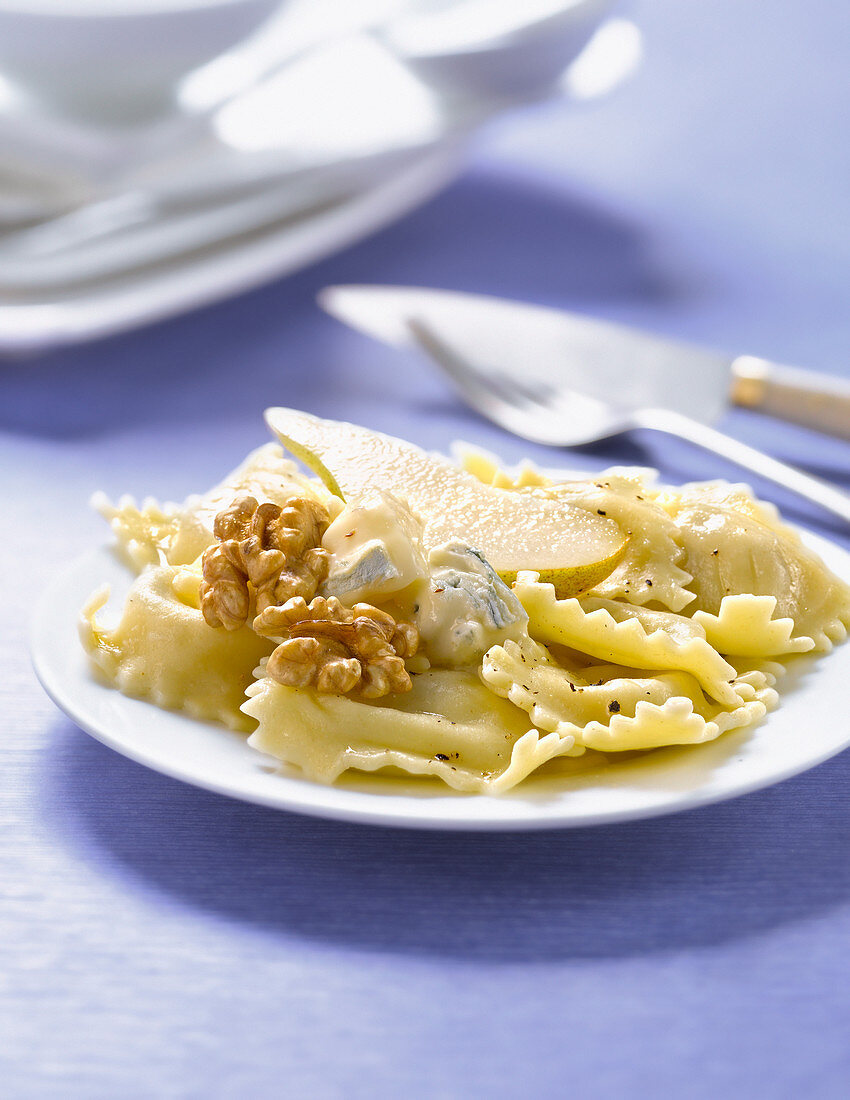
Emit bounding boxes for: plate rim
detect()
[32,525,850,831]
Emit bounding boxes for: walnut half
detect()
[200,495,330,630]
[254,595,419,698]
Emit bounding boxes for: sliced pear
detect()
[265,407,628,598]
[495,559,625,599]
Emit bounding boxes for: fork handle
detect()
[730,356,850,440]
[634,407,850,525]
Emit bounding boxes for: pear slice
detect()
[265,407,628,598]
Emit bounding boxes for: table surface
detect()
[5,2,850,1096]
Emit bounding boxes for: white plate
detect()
[0,143,462,355]
[32,527,850,830]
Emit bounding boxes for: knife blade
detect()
[318,284,850,440]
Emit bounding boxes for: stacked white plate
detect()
[0,0,640,353]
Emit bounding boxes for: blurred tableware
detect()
[0,3,634,268]
[0,140,435,288]
[319,285,850,524]
[0,9,641,351]
[381,0,620,103]
[0,0,286,126]
[0,33,448,286]
[0,144,462,354]
[0,0,413,213]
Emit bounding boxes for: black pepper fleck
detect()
[608,700,621,713]
[435,753,449,761]
[597,509,607,516]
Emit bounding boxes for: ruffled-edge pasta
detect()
[243,667,604,793]
[727,657,787,686]
[455,446,553,491]
[692,595,814,657]
[80,566,272,731]
[513,572,744,705]
[481,637,776,752]
[92,493,213,573]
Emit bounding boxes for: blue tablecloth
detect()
[5,2,850,1095]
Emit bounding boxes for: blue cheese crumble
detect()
[416,542,528,666]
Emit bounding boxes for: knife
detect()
[319,284,850,441]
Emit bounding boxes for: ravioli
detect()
[532,473,695,612]
[92,493,212,572]
[244,668,588,793]
[692,595,814,657]
[664,495,850,651]
[81,566,273,730]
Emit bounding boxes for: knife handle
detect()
[730,355,850,440]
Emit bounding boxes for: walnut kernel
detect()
[200,495,330,630]
[255,595,419,698]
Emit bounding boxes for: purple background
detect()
[5,1,850,1095]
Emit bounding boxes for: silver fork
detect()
[408,318,850,525]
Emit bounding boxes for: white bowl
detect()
[0,0,286,124]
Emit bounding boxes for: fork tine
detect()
[407,316,570,445]
[409,317,557,406]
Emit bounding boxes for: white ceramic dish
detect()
[32,526,850,831]
[0,144,437,289]
[0,142,463,355]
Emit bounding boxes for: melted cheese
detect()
[415,542,528,667]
